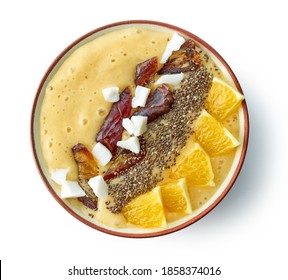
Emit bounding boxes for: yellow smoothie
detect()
[39,26,241,230]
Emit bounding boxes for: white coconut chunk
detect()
[88,175,108,199]
[122,118,135,135]
[102,86,120,102]
[92,142,112,166]
[160,33,185,63]
[51,168,70,185]
[132,86,151,108]
[61,180,85,199]
[117,136,140,153]
[131,116,148,136]
[155,72,184,86]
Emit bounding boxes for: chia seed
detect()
[107,67,213,213]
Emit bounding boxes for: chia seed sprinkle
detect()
[107,67,213,213]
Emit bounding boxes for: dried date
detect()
[96,87,132,154]
[72,143,99,180]
[104,137,146,180]
[72,143,99,210]
[158,40,202,74]
[135,56,158,86]
[133,84,174,123]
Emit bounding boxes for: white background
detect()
[1,0,287,279]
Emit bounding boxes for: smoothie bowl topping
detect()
[32,22,248,237]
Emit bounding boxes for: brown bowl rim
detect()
[31,19,249,238]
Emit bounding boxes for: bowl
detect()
[31,20,249,238]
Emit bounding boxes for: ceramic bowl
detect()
[31,20,249,238]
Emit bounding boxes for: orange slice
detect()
[194,110,240,156]
[170,143,215,187]
[205,77,244,121]
[122,186,166,228]
[160,178,192,214]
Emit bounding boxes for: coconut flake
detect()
[102,86,120,102]
[92,142,112,166]
[117,136,140,153]
[51,168,70,185]
[131,116,147,136]
[88,175,108,199]
[122,118,135,135]
[155,73,184,86]
[160,33,185,64]
[61,180,85,199]
[132,86,150,108]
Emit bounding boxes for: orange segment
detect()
[160,178,192,214]
[205,77,244,121]
[122,186,166,228]
[170,143,215,187]
[194,110,240,156]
